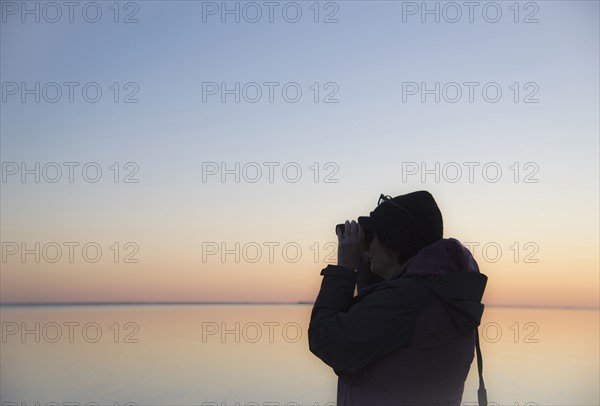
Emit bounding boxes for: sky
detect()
[1,0,598,307]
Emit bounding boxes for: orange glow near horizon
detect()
[1,235,598,307]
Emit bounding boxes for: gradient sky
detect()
[1,0,598,307]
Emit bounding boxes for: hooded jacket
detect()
[308,237,487,406]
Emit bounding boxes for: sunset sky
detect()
[1,1,598,307]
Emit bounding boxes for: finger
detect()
[351,220,358,240]
[344,220,350,237]
[357,222,364,241]
[358,224,368,251]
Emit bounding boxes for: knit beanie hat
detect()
[358,190,444,263]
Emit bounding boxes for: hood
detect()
[393,238,488,329]
[402,237,481,277]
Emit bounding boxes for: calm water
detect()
[1,305,598,406]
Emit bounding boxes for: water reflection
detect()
[1,305,598,405]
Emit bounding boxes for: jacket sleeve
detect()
[308,264,432,375]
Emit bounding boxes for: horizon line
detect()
[0,301,598,310]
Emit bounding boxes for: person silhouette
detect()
[308,190,488,406]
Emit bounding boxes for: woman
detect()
[308,190,488,406]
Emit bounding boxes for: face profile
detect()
[367,234,401,280]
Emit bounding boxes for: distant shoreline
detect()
[0,302,598,310]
